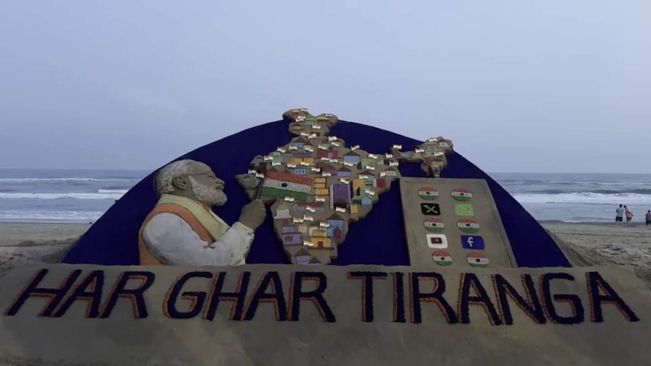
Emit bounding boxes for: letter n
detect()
[492,274,546,325]
[458,273,502,325]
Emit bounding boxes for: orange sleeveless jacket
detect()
[138,203,215,265]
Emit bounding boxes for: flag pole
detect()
[255,176,264,199]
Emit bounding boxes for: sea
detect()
[0,169,145,223]
[0,169,650,224]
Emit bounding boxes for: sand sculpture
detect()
[237,108,453,264]
[3,110,651,366]
[139,160,266,265]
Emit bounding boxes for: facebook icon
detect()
[461,235,485,250]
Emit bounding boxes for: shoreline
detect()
[0,220,96,225]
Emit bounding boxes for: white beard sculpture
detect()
[189,176,228,207]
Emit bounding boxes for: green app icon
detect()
[455,204,474,217]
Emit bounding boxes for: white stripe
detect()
[264,179,311,193]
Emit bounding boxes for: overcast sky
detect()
[1,1,649,173]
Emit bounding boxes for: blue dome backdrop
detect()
[63,119,570,267]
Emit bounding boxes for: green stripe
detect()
[261,187,310,201]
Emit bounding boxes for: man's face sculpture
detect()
[189,174,227,207]
[176,163,227,207]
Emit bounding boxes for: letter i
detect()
[392,272,406,323]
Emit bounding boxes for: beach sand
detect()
[0,222,649,287]
[0,223,90,265]
[544,222,651,288]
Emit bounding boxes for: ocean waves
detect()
[519,188,651,195]
[0,191,125,200]
[17,189,648,205]
[1,170,650,223]
[97,189,129,194]
[0,210,104,222]
[0,178,133,183]
[0,169,144,222]
[513,192,651,205]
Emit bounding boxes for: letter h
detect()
[5,269,81,317]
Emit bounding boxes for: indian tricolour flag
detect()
[418,187,439,200]
[260,171,313,202]
[423,218,445,233]
[451,188,473,201]
[457,219,480,234]
[432,250,453,266]
[466,252,489,267]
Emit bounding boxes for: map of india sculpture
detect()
[237,108,454,264]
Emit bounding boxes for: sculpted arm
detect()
[142,213,254,266]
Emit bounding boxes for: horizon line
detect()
[0,167,649,176]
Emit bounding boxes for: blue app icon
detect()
[461,235,484,250]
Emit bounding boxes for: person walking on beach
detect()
[646,210,651,226]
[615,204,625,223]
[625,205,634,224]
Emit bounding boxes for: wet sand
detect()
[0,222,649,287]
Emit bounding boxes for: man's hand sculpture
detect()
[239,199,266,231]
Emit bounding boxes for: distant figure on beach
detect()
[625,205,634,224]
[615,204,625,223]
[646,210,650,226]
[138,159,266,266]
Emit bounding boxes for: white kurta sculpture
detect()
[138,159,266,266]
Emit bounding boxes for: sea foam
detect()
[0,210,103,222]
[513,192,651,204]
[0,192,124,200]
[0,178,132,183]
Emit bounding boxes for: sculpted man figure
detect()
[138,159,266,265]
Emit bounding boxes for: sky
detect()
[0,0,650,173]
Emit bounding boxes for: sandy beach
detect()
[0,223,90,265]
[544,222,651,288]
[0,222,649,287]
